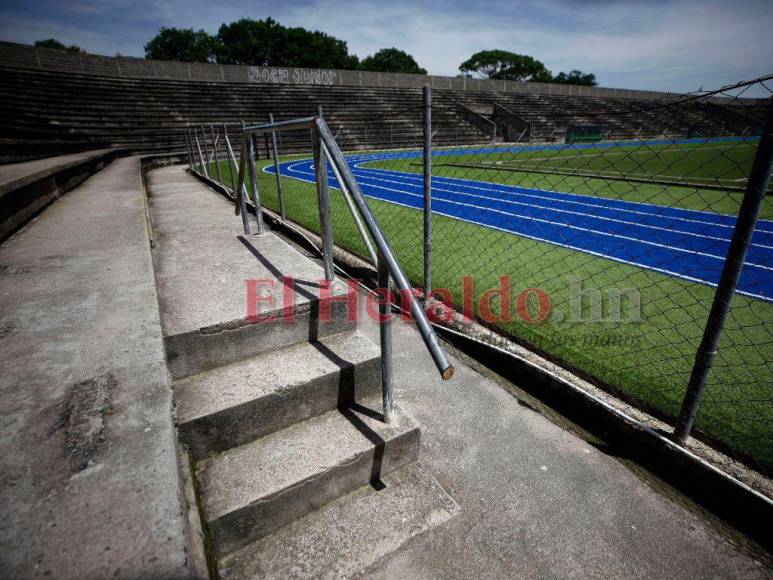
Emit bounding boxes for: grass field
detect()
[204,137,772,468]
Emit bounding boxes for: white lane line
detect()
[348,168,773,250]
[353,161,773,235]
[491,141,746,165]
[284,161,773,272]
[277,160,772,303]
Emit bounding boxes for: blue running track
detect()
[264,139,773,301]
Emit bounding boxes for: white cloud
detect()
[1,0,771,93]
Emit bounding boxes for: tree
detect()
[215,18,280,66]
[359,48,426,74]
[214,18,358,69]
[459,50,550,82]
[551,69,597,86]
[144,28,216,63]
[34,38,83,53]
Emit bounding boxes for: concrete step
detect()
[149,181,358,378]
[219,462,459,579]
[176,330,382,461]
[197,402,421,555]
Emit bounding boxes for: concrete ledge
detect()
[198,403,421,554]
[177,330,382,460]
[0,148,123,241]
[0,157,195,577]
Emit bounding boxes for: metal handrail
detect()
[312,118,454,381]
[185,114,454,422]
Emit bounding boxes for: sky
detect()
[0,0,772,94]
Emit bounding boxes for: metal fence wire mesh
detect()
[424,80,772,474]
[191,75,772,475]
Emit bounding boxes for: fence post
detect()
[378,250,395,423]
[673,99,773,444]
[312,124,335,281]
[269,113,287,221]
[423,85,433,300]
[209,124,223,185]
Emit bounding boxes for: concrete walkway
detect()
[355,309,770,578]
[0,158,193,577]
[0,159,768,578]
[156,164,769,578]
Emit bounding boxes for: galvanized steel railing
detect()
[184,115,454,423]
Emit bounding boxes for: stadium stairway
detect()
[147,165,458,576]
[2,152,768,576]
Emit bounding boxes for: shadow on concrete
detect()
[310,338,387,491]
[238,234,321,341]
[238,236,386,490]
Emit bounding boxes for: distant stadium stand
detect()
[0,40,766,163]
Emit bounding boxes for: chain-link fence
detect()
[423,79,772,475]
[187,75,772,476]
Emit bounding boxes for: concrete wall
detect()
[0,41,759,104]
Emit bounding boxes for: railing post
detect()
[378,251,395,422]
[209,124,223,185]
[673,99,773,444]
[184,129,194,172]
[234,133,252,235]
[243,121,265,234]
[423,85,432,300]
[223,124,238,195]
[312,123,335,281]
[187,129,196,171]
[269,113,287,221]
[200,125,211,176]
[193,128,208,178]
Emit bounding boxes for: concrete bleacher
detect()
[0,148,122,240]
[0,66,490,160]
[450,90,763,142]
[1,43,764,161]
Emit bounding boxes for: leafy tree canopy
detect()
[144,28,216,62]
[459,50,597,86]
[552,69,597,86]
[35,38,83,53]
[214,18,358,69]
[359,48,426,74]
[459,50,551,82]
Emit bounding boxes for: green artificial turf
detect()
[203,139,772,468]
